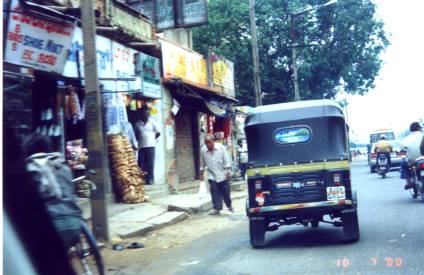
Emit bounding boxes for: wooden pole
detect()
[291,14,300,102]
[81,0,110,241]
[249,0,263,106]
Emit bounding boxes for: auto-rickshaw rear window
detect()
[274,126,312,145]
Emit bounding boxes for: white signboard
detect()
[112,42,138,91]
[63,27,113,80]
[5,0,75,74]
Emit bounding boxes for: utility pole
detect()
[290,0,337,102]
[81,0,110,241]
[290,15,300,102]
[249,0,262,106]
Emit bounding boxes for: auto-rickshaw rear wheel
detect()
[249,217,267,248]
[341,209,360,242]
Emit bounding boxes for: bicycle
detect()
[70,172,105,275]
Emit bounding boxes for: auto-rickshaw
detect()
[244,99,359,248]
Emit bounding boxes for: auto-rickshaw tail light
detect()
[255,193,265,206]
[333,173,341,186]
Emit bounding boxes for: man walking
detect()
[135,105,160,185]
[200,134,233,215]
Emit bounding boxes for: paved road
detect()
[138,161,424,275]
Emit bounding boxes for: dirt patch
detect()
[102,197,247,274]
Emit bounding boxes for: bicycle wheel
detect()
[70,222,105,275]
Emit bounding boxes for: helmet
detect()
[380,134,386,140]
[410,122,422,132]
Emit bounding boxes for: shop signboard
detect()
[127,0,154,22]
[5,0,75,74]
[182,0,208,27]
[161,39,208,87]
[156,0,175,30]
[64,31,144,92]
[208,52,235,97]
[128,0,207,31]
[135,53,162,98]
[63,27,113,80]
[112,42,139,92]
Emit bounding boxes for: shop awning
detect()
[163,77,238,117]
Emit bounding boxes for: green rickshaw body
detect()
[244,100,359,247]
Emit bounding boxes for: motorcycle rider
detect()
[401,122,424,189]
[374,134,392,168]
[23,133,83,250]
[421,134,424,155]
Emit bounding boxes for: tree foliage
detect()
[192,0,389,106]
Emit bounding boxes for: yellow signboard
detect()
[209,52,235,97]
[160,39,208,86]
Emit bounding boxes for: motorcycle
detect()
[376,153,389,178]
[410,157,424,202]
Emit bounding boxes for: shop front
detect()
[63,27,165,202]
[160,39,237,192]
[3,0,77,153]
[3,0,164,203]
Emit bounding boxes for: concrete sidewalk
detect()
[80,181,247,240]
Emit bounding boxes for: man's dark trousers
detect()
[138,147,155,184]
[208,179,232,210]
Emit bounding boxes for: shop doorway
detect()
[175,108,200,183]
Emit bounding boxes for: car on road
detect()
[369,139,405,173]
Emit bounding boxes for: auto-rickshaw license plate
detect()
[326,187,346,200]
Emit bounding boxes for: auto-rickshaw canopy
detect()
[245,100,348,167]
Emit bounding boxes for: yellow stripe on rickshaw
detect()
[246,160,349,177]
[248,199,353,214]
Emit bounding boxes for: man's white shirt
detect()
[201,143,231,182]
[135,119,160,148]
[401,131,424,164]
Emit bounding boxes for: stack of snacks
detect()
[108,133,146,203]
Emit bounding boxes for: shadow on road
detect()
[264,225,354,249]
[390,196,424,206]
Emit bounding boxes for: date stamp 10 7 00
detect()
[336,257,403,268]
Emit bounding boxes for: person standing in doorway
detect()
[200,134,233,215]
[135,105,160,185]
[237,139,248,180]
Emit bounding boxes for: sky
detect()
[343,0,424,143]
